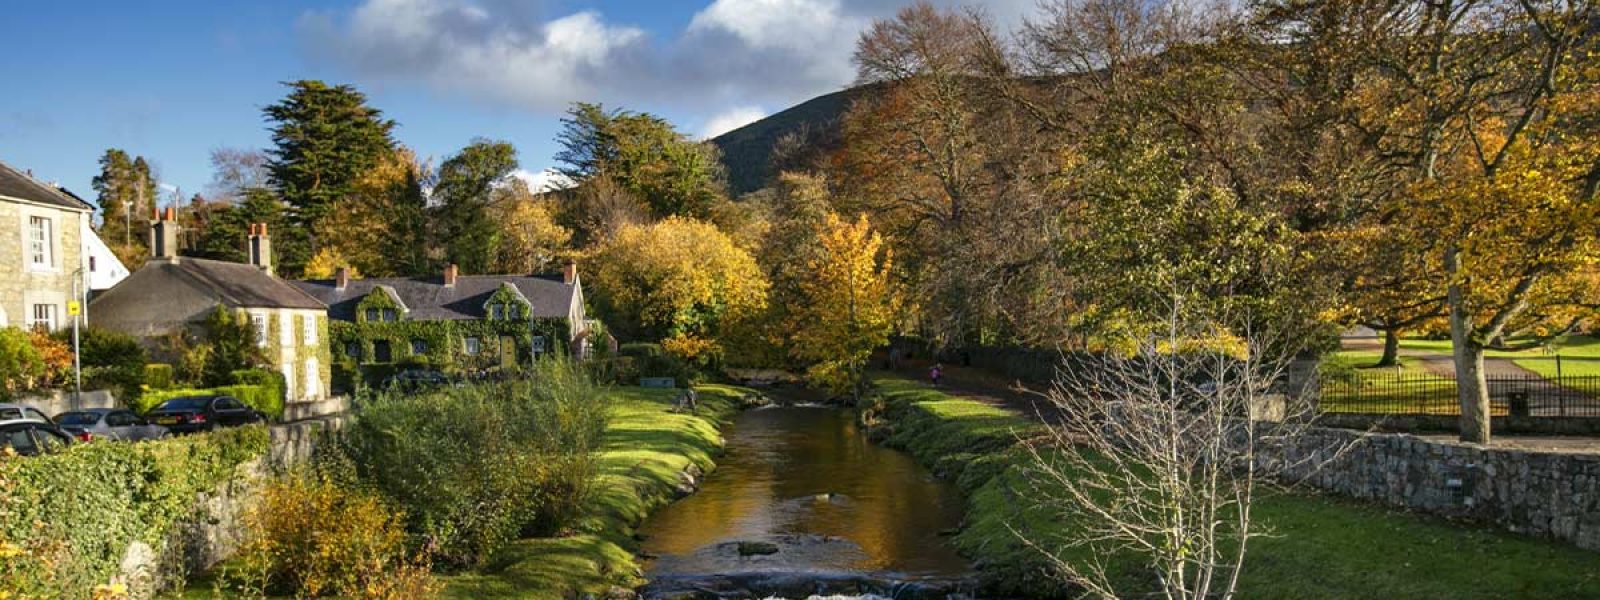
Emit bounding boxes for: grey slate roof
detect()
[0,159,93,211]
[292,275,578,322]
[97,257,328,312]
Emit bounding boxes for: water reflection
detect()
[638,405,970,578]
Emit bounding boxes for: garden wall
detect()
[1268,428,1600,551]
[16,389,118,415]
[1316,412,1600,436]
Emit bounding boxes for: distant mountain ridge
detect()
[710,86,869,196]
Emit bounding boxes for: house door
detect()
[500,336,517,369]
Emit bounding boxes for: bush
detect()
[614,342,698,385]
[230,469,438,599]
[144,364,175,390]
[336,356,609,569]
[0,426,268,598]
[0,327,45,400]
[136,383,284,419]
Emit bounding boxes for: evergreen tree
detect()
[554,102,727,220]
[91,149,159,264]
[434,139,518,274]
[263,80,396,251]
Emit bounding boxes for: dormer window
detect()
[491,304,506,320]
[365,308,380,322]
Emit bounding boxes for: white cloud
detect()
[698,106,767,140]
[512,168,575,193]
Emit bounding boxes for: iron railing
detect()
[1318,373,1600,417]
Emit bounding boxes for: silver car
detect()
[53,408,169,442]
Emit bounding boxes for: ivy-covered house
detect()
[292,263,591,379]
[90,216,332,401]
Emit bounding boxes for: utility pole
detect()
[71,267,84,407]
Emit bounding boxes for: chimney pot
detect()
[335,267,350,290]
[444,264,459,287]
[562,261,578,285]
[164,206,175,221]
[247,222,274,274]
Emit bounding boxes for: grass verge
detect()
[869,375,1600,599]
[438,384,751,599]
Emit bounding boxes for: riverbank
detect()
[867,375,1600,598]
[439,384,756,600]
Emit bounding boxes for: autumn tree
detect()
[555,103,728,220]
[789,212,900,397]
[588,217,768,353]
[264,80,396,253]
[490,183,573,275]
[316,147,432,276]
[748,173,836,367]
[1258,0,1600,442]
[559,174,651,247]
[434,139,518,274]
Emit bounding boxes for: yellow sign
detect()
[67,301,81,316]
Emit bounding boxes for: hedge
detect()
[0,425,269,597]
[134,369,287,419]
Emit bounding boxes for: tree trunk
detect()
[1376,328,1400,367]
[1446,247,1491,443]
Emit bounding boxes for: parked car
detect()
[144,396,265,434]
[0,403,53,423]
[54,408,169,442]
[0,419,73,456]
[382,369,450,392]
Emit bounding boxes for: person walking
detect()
[930,363,943,387]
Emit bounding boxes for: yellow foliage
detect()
[589,217,769,343]
[789,213,901,393]
[302,248,362,280]
[491,194,572,274]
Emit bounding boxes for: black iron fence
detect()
[1319,372,1600,417]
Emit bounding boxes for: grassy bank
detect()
[869,376,1600,598]
[438,384,751,599]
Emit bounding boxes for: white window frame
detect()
[27,216,52,270]
[464,337,481,356]
[280,312,294,347]
[251,313,268,348]
[31,304,57,331]
[302,314,318,346]
[304,357,320,399]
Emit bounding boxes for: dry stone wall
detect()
[1268,428,1600,551]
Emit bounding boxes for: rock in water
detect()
[737,541,781,556]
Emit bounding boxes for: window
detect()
[214,397,243,410]
[411,339,428,355]
[31,304,56,331]
[464,337,481,356]
[382,308,397,322]
[302,315,317,345]
[490,304,505,320]
[373,340,393,363]
[365,308,380,322]
[345,342,362,360]
[304,358,320,398]
[89,256,97,272]
[280,314,294,346]
[251,313,268,347]
[27,216,51,268]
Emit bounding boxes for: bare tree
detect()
[1013,305,1337,599]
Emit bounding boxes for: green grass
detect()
[1399,335,1600,378]
[439,384,750,599]
[1319,350,1461,414]
[870,374,1600,599]
[171,385,753,600]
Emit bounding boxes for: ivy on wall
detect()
[329,317,570,374]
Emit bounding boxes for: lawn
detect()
[172,385,753,600]
[1398,335,1600,378]
[1320,349,1462,414]
[439,384,750,599]
[871,375,1600,599]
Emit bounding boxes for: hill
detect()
[710,86,870,197]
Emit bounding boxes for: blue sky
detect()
[0,0,1034,209]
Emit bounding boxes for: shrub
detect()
[336,356,609,569]
[28,330,72,389]
[144,364,175,390]
[0,327,44,400]
[135,383,284,418]
[199,307,263,387]
[232,469,438,599]
[0,426,268,598]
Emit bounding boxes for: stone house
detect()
[0,159,93,331]
[292,263,591,375]
[89,215,332,401]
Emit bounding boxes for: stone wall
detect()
[17,388,118,415]
[1267,428,1600,551]
[119,416,349,598]
[1316,412,1600,436]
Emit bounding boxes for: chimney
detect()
[443,264,458,287]
[335,267,350,291]
[248,223,273,274]
[562,261,578,285]
[150,206,180,261]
